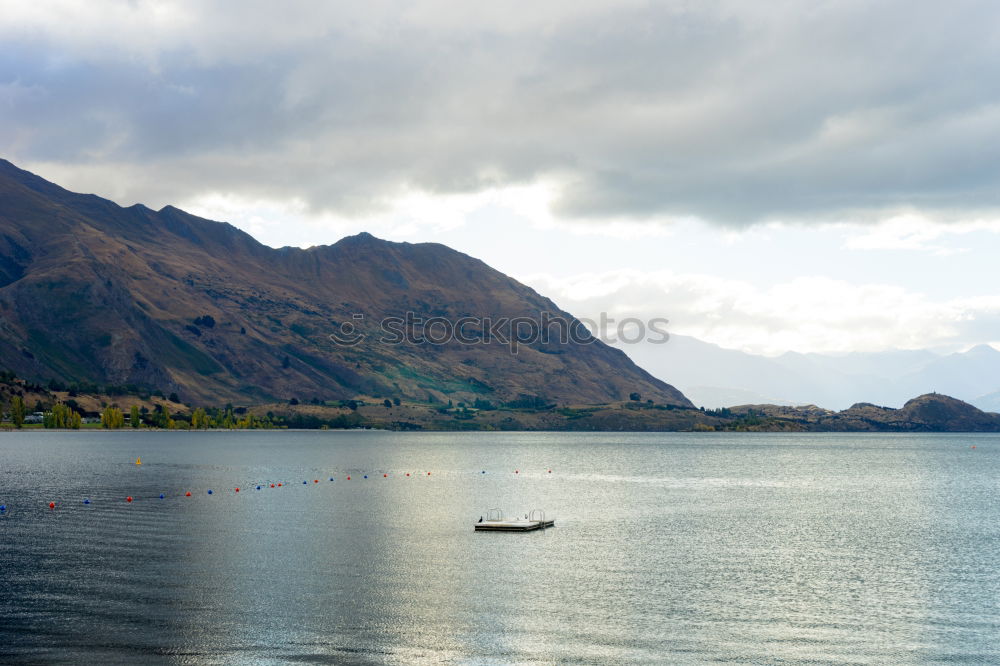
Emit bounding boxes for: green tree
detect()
[10,395,25,428]
[44,403,81,429]
[101,406,125,429]
[151,404,174,429]
[191,407,209,429]
[130,404,140,428]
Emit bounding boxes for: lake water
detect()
[1,431,998,664]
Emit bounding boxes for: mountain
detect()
[0,159,690,407]
[627,334,1000,411]
[728,393,1000,432]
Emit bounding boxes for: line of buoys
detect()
[28,468,556,513]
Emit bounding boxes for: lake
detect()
[1,431,998,664]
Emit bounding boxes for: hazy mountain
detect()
[0,159,690,407]
[626,334,1000,411]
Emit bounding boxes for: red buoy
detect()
[235,487,240,492]
[383,473,387,478]
[126,496,133,503]
[548,469,552,473]
[427,472,431,475]
[314,479,318,483]
[185,491,191,497]
[270,483,275,488]
[515,470,519,474]
[49,501,55,509]
[347,476,351,480]
[278,483,282,487]
[406,473,410,477]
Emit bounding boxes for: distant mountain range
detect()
[627,335,1000,411]
[0,159,689,407]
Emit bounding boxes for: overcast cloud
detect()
[4,0,1000,226]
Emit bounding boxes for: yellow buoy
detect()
[136,457,142,466]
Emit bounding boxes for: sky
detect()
[3,1,1000,357]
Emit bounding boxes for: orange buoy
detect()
[972,445,977,449]
[314,479,318,483]
[126,496,133,503]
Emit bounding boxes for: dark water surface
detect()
[1,431,998,664]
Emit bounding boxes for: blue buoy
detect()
[207,489,213,495]
[82,499,90,505]
[0,504,6,511]
[256,485,261,490]
[363,475,368,479]
[303,480,307,484]
[159,494,165,499]
[481,470,486,474]
[329,477,334,481]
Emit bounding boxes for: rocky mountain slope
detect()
[725,393,1000,432]
[0,159,690,407]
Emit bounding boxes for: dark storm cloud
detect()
[2,0,1000,224]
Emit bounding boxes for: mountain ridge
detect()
[627,333,1000,411]
[0,159,690,408]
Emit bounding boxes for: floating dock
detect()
[475,509,554,532]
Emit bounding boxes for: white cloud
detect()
[522,269,998,356]
[5,1,1000,226]
[843,213,1000,253]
